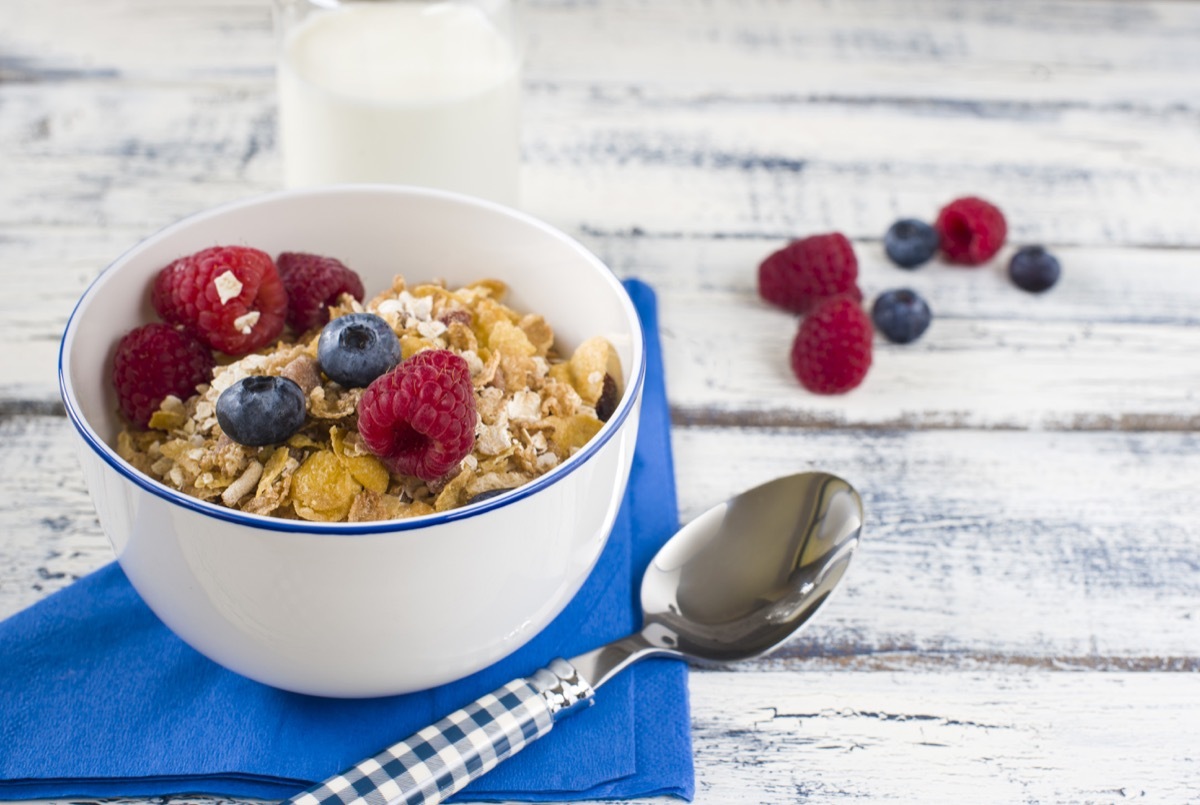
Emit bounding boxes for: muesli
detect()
[112,247,622,522]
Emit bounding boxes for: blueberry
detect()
[884,219,940,269]
[317,313,401,388]
[1008,245,1061,293]
[872,288,932,344]
[216,375,307,446]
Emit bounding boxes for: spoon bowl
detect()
[572,471,862,687]
[642,472,862,662]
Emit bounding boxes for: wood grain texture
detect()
[6,0,1200,106]
[686,670,1200,803]
[3,69,1200,245]
[671,426,1200,666]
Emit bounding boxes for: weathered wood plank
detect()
[659,291,1200,431]
[4,77,1200,246]
[524,92,1200,246]
[5,0,1200,111]
[686,670,1200,803]
[530,0,1200,111]
[5,416,1198,666]
[589,236,1200,326]
[674,426,1200,665]
[0,83,279,230]
[0,417,107,613]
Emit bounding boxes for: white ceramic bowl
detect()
[59,185,645,698]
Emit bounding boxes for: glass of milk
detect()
[274,0,522,206]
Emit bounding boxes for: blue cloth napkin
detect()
[0,279,693,802]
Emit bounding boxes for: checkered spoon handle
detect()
[283,659,595,805]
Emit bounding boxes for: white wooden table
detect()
[3,0,1199,801]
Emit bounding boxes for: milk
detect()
[278,2,521,204]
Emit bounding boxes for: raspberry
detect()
[277,252,366,333]
[934,197,1007,265]
[790,296,873,394]
[357,350,477,482]
[152,246,287,356]
[112,323,215,427]
[758,233,861,314]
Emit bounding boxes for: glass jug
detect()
[273,0,522,205]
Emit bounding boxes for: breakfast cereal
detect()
[116,274,623,521]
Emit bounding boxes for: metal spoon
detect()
[285,471,863,805]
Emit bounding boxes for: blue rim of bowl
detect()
[58,184,648,535]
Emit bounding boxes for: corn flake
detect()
[331,426,391,494]
[291,451,362,522]
[542,414,604,458]
[568,337,623,406]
